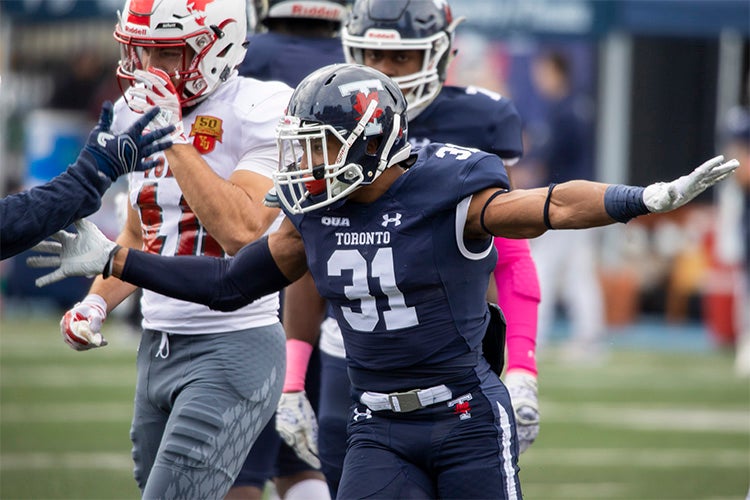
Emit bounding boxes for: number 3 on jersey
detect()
[328,247,418,332]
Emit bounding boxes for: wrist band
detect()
[283,339,314,393]
[603,185,648,223]
[103,245,123,279]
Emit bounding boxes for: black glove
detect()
[83,101,175,181]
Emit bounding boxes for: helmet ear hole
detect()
[366,137,381,155]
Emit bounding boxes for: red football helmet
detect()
[114,0,248,108]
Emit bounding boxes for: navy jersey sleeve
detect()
[409,87,523,163]
[120,236,291,311]
[0,150,111,260]
[487,97,524,161]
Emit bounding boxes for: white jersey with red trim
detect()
[112,74,292,334]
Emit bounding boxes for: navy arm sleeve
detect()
[120,235,292,311]
[0,149,111,260]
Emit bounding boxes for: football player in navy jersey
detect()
[281,1,540,493]
[239,0,347,87]
[30,64,738,499]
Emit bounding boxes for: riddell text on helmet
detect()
[291,5,341,19]
[124,25,148,35]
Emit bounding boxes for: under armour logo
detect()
[97,131,115,147]
[352,407,372,422]
[381,213,402,227]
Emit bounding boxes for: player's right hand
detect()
[643,155,739,213]
[126,68,189,145]
[26,219,117,287]
[276,391,321,469]
[60,294,108,351]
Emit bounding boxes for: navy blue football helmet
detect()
[343,0,464,119]
[254,0,348,25]
[274,64,411,214]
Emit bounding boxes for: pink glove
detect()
[60,294,108,351]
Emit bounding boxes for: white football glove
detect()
[26,219,117,287]
[60,294,108,350]
[126,68,189,145]
[276,391,321,469]
[504,370,540,454]
[643,155,739,213]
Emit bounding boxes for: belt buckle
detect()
[388,389,422,412]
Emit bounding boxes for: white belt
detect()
[360,384,452,413]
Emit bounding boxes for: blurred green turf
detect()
[1,314,748,499]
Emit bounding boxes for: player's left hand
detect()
[26,219,117,287]
[643,155,739,213]
[126,68,190,145]
[503,370,540,454]
[84,101,174,181]
[275,391,321,469]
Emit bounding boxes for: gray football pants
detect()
[131,324,285,499]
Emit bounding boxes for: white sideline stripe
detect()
[4,401,745,435]
[0,337,138,353]
[521,448,749,468]
[1,368,134,388]
[0,323,140,351]
[541,403,750,433]
[1,452,132,471]
[2,403,132,422]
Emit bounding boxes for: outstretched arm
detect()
[468,155,739,239]
[28,217,308,310]
[110,216,307,310]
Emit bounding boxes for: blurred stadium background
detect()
[1,0,748,499]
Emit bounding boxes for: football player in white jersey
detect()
[55,0,293,497]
